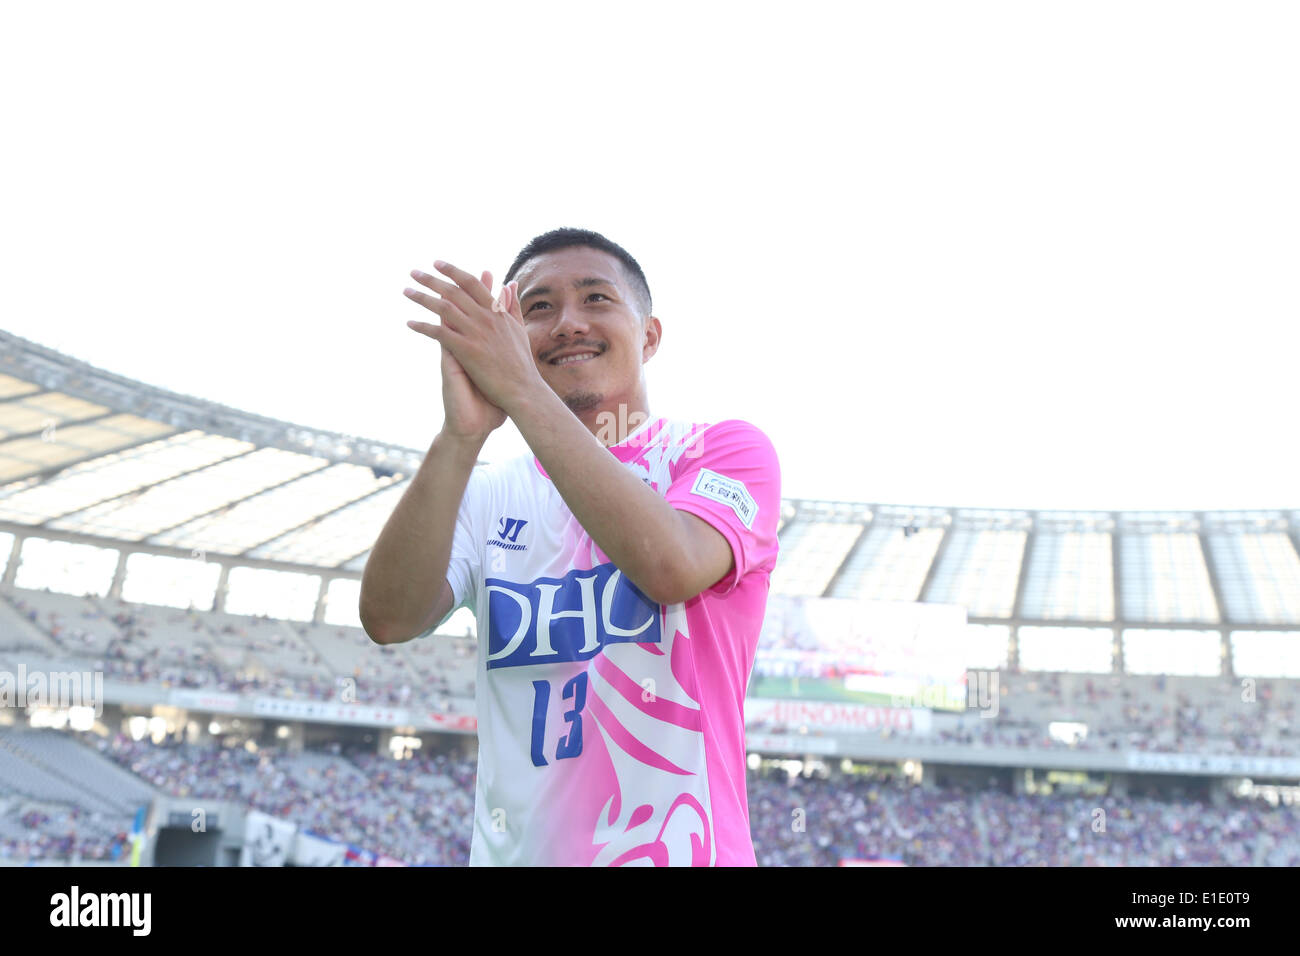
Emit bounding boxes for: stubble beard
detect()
[562,390,603,414]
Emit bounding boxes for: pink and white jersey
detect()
[442,416,780,866]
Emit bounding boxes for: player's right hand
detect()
[430,270,507,442]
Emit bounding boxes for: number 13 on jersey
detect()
[529,671,588,766]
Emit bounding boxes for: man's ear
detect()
[641,315,662,363]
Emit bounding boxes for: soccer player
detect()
[360,228,780,866]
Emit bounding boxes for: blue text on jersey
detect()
[484,564,662,669]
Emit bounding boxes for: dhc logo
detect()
[484,564,662,669]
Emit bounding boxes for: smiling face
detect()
[514,246,661,433]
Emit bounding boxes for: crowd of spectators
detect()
[747,770,1300,866]
[4,590,1300,865]
[90,732,473,866]
[992,671,1299,758]
[919,723,1298,758]
[8,591,1297,760]
[6,731,1298,866]
[0,800,133,863]
[4,594,475,712]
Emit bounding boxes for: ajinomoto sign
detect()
[744,698,932,734]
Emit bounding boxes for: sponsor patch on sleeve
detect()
[690,468,758,529]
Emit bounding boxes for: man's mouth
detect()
[549,349,602,366]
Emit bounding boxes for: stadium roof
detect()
[2,329,1299,629]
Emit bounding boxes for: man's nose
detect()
[551,304,590,338]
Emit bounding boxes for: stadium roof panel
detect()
[1120,532,1220,624]
[1206,532,1300,625]
[825,524,945,601]
[0,390,111,434]
[1118,512,1201,533]
[149,462,400,558]
[923,528,1026,617]
[46,444,325,541]
[4,432,248,527]
[0,412,177,483]
[246,481,409,567]
[872,505,951,528]
[0,373,41,400]
[769,521,864,596]
[341,549,372,573]
[1202,511,1289,533]
[1035,512,1117,533]
[1019,530,1116,621]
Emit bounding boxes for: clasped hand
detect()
[403,260,542,414]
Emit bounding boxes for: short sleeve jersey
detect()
[441,416,780,866]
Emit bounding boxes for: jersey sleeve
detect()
[440,465,490,626]
[663,419,781,596]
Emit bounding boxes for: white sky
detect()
[2,1,1297,512]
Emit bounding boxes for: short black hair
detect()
[504,227,652,318]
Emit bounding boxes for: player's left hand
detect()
[404,260,544,413]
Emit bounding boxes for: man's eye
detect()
[525,301,550,313]
[587,293,608,302]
